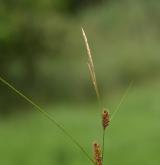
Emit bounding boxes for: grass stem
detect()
[102,129,105,163]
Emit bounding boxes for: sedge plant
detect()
[82,27,132,164]
[0,28,132,165]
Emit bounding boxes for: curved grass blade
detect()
[110,81,133,121]
[0,76,95,165]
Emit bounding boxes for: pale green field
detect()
[0,82,160,165]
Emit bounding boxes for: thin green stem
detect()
[102,129,105,163]
[0,76,95,165]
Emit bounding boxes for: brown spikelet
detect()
[102,109,110,129]
[93,142,102,165]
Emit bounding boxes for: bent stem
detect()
[0,76,95,165]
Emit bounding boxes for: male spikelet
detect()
[81,27,100,101]
[93,142,102,165]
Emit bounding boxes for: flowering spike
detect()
[102,109,110,129]
[93,142,102,165]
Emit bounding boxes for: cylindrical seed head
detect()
[93,142,102,165]
[102,109,110,129]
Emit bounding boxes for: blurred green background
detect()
[0,0,160,164]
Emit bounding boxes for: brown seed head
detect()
[93,142,102,165]
[102,109,110,129]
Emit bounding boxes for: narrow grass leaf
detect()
[110,81,133,121]
[0,75,95,165]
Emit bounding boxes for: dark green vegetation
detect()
[0,82,160,165]
[1,0,160,113]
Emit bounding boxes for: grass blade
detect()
[110,81,133,121]
[0,75,95,165]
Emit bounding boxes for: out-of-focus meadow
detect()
[0,0,160,164]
